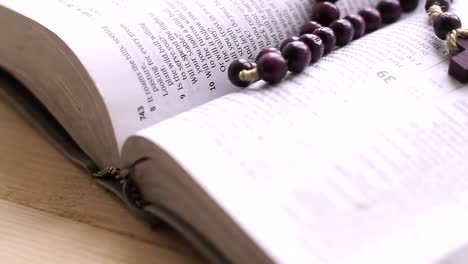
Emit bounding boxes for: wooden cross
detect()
[449,37,468,84]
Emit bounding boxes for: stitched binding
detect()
[92,158,149,209]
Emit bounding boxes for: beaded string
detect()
[228,0,417,88]
[228,0,468,88]
[424,0,468,83]
[425,1,468,52]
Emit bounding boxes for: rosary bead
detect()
[311,2,340,26]
[425,0,451,11]
[344,14,366,39]
[432,12,461,39]
[313,27,336,54]
[300,21,323,35]
[358,8,383,33]
[299,34,325,63]
[229,0,431,88]
[256,47,281,62]
[257,52,288,84]
[279,36,300,52]
[377,0,402,24]
[228,59,255,87]
[399,0,419,12]
[282,41,312,73]
[329,19,355,46]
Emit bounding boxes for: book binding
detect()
[0,70,227,263]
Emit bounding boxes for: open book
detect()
[2,0,468,262]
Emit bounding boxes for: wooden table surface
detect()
[0,96,203,263]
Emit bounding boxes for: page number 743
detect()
[138,106,147,121]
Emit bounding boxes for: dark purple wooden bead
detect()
[228,59,255,87]
[299,34,324,63]
[358,8,383,33]
[300,21,323,35]
[311,2,341,26]
[329,19,355,46]
[279,36,300,52]
[344,14,366,39]
[257,52,288,84]
[255,47,281,62]
[425,0,451,11]
[377,0,402,24]
[433,12,461,40]
[282,41,312,73]
[399,0,420,12]
[313,27,336,54]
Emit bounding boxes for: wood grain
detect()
[0,96,203,262]
[0,200,202,264]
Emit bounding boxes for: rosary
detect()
[228,0,468,87]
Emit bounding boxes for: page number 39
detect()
[376,71,397,83]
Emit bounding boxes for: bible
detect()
[1,0,468,263]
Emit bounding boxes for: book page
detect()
[1,0,310,148]
[133,1,468,263]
